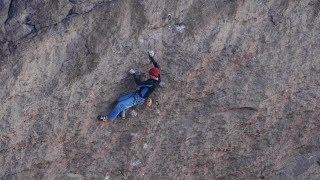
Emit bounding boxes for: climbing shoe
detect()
[97,115,107,122]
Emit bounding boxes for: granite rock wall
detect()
[1,0,320,179]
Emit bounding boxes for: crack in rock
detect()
[227,107,258,112]
[4,0,15,24]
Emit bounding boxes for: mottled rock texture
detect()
[1,0,320,179]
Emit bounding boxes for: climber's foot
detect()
[97,115,108,122]
[120,110,126,119]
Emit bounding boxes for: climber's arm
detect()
[133,73,144,86]
[147,52,161,82]
[129,69,144,86]
[148,54,160,69]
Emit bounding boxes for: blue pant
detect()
[107,93,138,121]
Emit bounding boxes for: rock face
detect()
[1,0,320,179]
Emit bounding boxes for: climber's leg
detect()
[117,93,134,102]
[107,95,136,121]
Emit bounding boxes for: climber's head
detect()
[149,67,160,79]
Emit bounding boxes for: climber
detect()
[97,51,161,122]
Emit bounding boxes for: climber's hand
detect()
[148,50,155,57]
[146,98,152,108]
[129,69,136,74]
